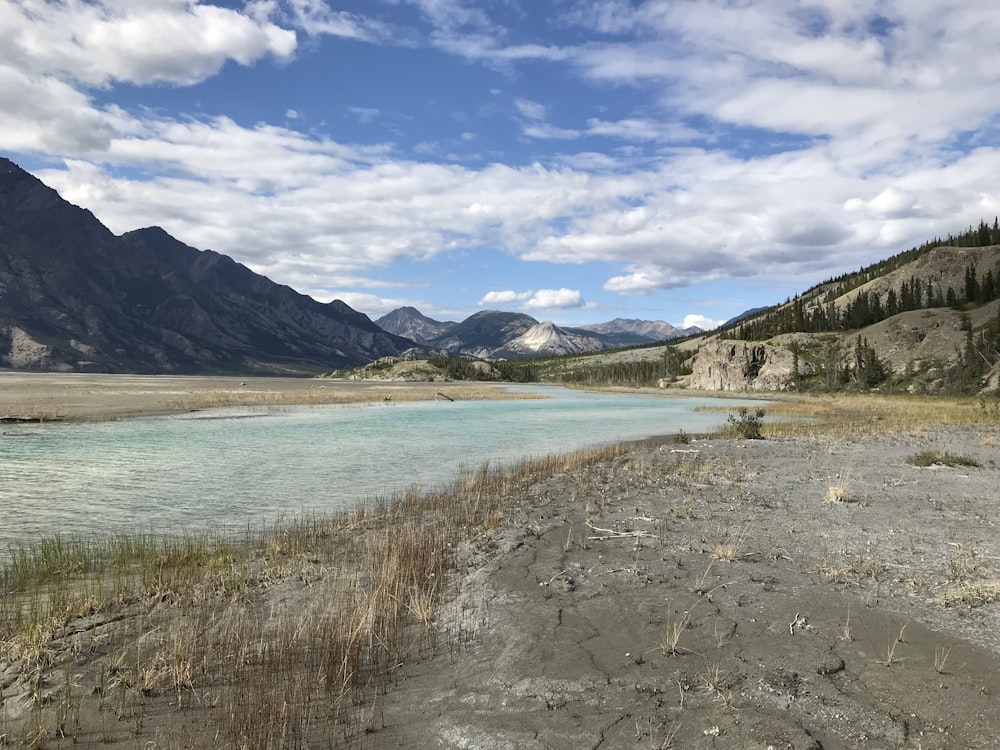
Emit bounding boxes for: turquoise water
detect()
[0,386,761,547]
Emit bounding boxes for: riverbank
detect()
[0,372,534,422]
[2,389,999,748]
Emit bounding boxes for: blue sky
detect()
[4,1,1000,331]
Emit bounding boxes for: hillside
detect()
[0,158,414,374]
[529,230,1000,396]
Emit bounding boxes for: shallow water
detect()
[0,386,761,548]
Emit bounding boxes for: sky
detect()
[4,1,1000,331]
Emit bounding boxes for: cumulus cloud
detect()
[2,0,296,87]
[603,267,685,295]
[478,288,588,311]
[7,0,1000,318]
[478,290,531,306]
[522,288,586,310]
[680,314,724,331]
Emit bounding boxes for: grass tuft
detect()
[906,450,981,468]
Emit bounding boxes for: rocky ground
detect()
[374,425,1000,749]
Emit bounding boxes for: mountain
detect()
[0,158,415,373]
[497,321,608,357]
[427,310,538,358]
[580,317,699,342]
[376,306,457,344]
[374,307,698,358]
[685,228,1000,394]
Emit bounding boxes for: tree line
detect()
[734,220,1000,341]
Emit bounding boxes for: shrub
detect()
[906,450,980,468]
[727,407,766,440]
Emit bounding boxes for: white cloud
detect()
[523,123,581,140]
[585,117,700,143]
[522,289,586,310]
[2,0,296,87]
[282,0,388,41]
[8,0,1000,317]
[478,288,588,311]
[680,314,724,331]
[604,267,685,295]
[515,98,546,121]
[478,290,531,306]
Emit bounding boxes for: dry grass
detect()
[0,443,627,748]
[906,450,981,468]
[762,393,1000,440]
[707,525,751,562]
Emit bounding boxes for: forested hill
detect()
[731,221,1000,340]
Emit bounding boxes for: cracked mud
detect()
[375,426,1000,749]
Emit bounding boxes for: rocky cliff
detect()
[688,340,810,391]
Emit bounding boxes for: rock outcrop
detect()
[689,340,811,391]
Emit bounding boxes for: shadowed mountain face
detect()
[0,158,414,373]
[375,306,457,345]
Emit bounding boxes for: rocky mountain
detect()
[579,317,699,342]
[0,158,415,373]
[497,321,607,357]
[375,306,457,344]
[427,310,538,358]
[375,307,697,358]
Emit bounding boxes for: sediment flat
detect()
[375,424,1000,749]
[0,371,528,421]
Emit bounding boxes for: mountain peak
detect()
[0,159,414,373]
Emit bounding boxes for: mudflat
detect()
[378,425,1000,749]
[0,371,524,421]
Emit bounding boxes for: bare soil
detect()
[2,376,999,748]
[375,426,1000,749]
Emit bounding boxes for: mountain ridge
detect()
[0,158,415,374]
[376,307,699,358]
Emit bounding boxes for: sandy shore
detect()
[1,379,999,749]
[0,371,530,421]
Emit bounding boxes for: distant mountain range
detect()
[0,157,701,373]
[0,158,413,373]
[376,308,700,358]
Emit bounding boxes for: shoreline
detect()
[0,371,536,422]
[2,379,999,747]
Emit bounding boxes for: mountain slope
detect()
[376,307,698,357]
[0,158,414,373]
[497,321,606,357]
[579,317,694,341]
[376,306,457,344]
[427,310,539,357]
